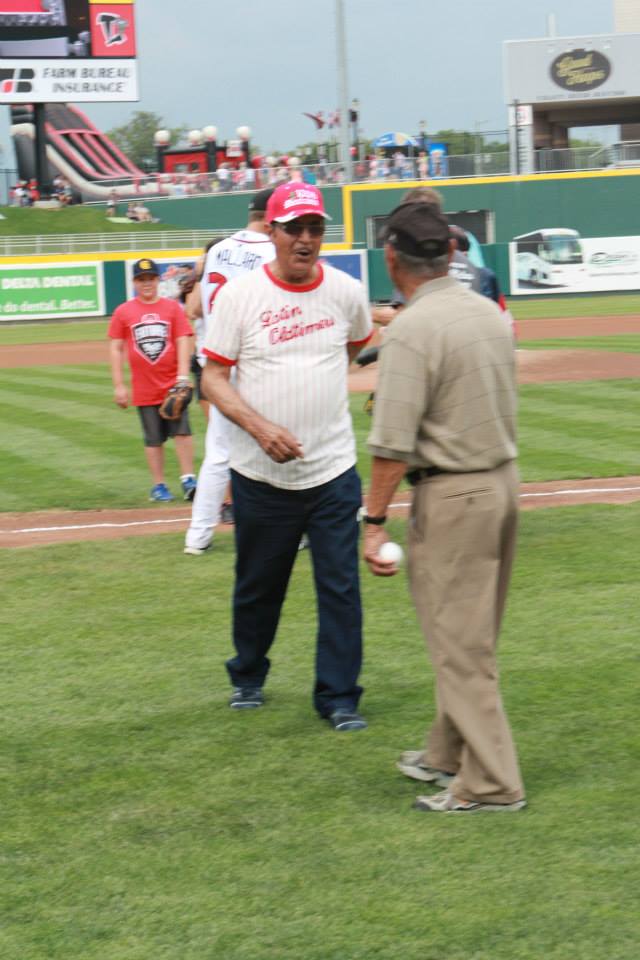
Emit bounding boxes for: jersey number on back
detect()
[207,272,228,313]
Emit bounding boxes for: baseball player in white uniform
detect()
[183,188,275,555]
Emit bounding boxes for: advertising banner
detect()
[125,250,370,301]
[124,257,199,302]
[509,231,640,295]
[0,0,138,103]
[504,34,640,105]
[319,250,368,290]
[0,261,105,320]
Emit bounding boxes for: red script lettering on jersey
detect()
[260,305,303,328]
[269,317,335,344]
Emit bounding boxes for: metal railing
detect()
[0,168,18,206]
[0,223,346,257]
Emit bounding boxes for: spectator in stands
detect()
[217,163,231,192]
[106,190,118,217]
[11,182,26,206]
[133,202,153,222]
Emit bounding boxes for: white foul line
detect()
[519,485,640,499]
[5,517,190,534]
[3,485,640,537]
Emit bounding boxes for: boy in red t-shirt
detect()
[108,258,197,502]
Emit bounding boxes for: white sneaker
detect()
[183,544,210,556]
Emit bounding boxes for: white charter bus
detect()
[514,228,588,287]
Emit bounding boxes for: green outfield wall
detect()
[148,184,345,232]
[2,169,640,315]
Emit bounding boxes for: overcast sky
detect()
[0,0,616,162]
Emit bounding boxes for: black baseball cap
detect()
[386,203,450,259]
[248,187,275,212]
[449,224,470,252]
[132,258,160,278]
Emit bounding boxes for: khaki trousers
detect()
[407,461,524,804]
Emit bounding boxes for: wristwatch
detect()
[363,514,386,525]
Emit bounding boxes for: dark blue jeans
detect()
[227,466,364,717]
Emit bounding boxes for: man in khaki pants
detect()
[363,201,525,813]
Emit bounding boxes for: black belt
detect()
[407,466,497,486]
[406,467,447,486]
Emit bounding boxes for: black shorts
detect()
[137,405,192,447]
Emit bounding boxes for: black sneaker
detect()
[229,687,264,709]
[327,708,368,731]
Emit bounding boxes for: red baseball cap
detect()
[266,182,332,223]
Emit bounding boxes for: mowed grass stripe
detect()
[509,292,640,319]
[518,407,639,444]
[0,447,140,512]
[0,320,109,346]
[519,334,640,352]
[520,379,640,412]
[1,363,112,384]
[0,384,127,413]
[0,422,197,510]
[518,448,637,481]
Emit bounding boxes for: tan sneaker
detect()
[396,750,455,787]
[413,790,527,813]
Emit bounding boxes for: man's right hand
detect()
[114,385,129,408]
[255,420,304,463]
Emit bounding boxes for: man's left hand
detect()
[363,526,400,577]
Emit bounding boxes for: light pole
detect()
[418,119,427,152]
[351,98,360,160]
[336,0,353,182]
[474,120,488,175]
[202,125,218,172]
[153,128,171,174]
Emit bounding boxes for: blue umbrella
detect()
[372,132,419,149]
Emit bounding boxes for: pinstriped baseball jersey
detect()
[203,262,372,490]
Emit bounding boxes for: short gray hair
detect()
[392,246,449,278]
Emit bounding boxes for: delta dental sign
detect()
[0,263,105,320]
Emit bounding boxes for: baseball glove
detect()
[158,381,193,420]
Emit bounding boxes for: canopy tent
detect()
[372,132,420,149]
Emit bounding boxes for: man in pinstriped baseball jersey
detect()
[202,181,373,730]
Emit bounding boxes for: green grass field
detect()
[0,367,638,512]
[519,334,640,353]
[506,292,640,320]
[0,206,178,235]
[1,505,639,960]
[1,320,639,958]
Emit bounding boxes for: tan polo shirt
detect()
[367,276,517,471]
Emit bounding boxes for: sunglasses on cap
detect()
[276,221,325,237]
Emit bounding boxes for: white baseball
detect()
[377,541,404,565]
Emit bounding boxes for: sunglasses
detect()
[277,221,325,237]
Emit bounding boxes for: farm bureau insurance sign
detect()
[0,263,105,320]
[0,0,138,104]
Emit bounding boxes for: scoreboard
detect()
[0,2,66,20]
[0,0,138,102]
